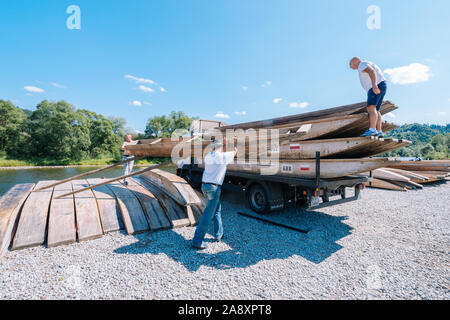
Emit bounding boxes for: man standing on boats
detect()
[121,133,138,185]
[192,139,237,250]
[349,57,387,137]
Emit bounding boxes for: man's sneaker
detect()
[377,131,384,138]
[360,129,378,137]
[192,243,207,250]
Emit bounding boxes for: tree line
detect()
[384,123,450,159]
[0,99,194,163]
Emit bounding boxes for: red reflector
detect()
[290,144,301,150]
[300,167,310,171]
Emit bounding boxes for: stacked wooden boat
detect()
[127,100,408,178]
[364,160,449,191]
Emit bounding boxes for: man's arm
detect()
[120,142,127,151]
[363,67,381,95]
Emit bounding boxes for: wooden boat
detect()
[259,137,410,159]
[198,158,399,179]
[387,161,450,172]
[219,100,397,131]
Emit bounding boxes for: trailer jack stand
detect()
[237,212,310,234]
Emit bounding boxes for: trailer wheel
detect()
[247,184,270,214]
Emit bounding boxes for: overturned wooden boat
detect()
[198,158,399,179]
[0,170,206,256]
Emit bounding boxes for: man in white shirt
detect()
[350,57,388,137]
[121,133,138,185]
[192,140,237,250]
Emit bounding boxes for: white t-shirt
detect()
[358,61,386,92]
[202,150,235,186]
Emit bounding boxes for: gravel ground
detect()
[1,181,449,300]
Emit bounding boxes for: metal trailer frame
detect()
[177,152,369,214]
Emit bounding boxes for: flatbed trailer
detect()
[176,154,369,213]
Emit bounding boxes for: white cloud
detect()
[261,81,272,88]
[134,130,145,134]
[438,111,447,116]
[273,98,283,104]
[384,63,431,85]
[51,82,66,89]
[289,101,309,109]
[24,86,44,93]
[138,85,155,93]
[385,112,396,119]
[130,100,142,107]
[241,86,248,91]
[124,74,156,85]
[143,101,152,105]
[160,87,167,92]
[233,111,247,116]
[215,111,230,119]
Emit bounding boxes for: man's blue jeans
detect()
[192,183,224,247]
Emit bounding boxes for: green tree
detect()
[145,111,194,138]
[26,100,91,161]
[79,109,122,158]
[0,100,27,156]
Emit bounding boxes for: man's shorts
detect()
[367,81,387,111]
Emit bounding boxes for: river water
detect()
[0,166,177,196]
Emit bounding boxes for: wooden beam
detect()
[72,180,103,242]
[0,183,35,257]
[11,181,55,250]
[32,156,143,192]
[47,182,76,248]
[55,161,172,199]
[87,178,124,233]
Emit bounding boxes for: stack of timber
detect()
[0,168,205,257]
[125,100,407,178]
[363,160,449,191]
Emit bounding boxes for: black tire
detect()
[247,184,270,214]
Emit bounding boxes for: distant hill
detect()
[383,123,449,159]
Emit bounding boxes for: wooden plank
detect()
[11,181,55,250]
[140,169,201,206]
[125,179,171,231]
[361,169,411,183]
[47,182,76,248]
[72,180,103,242]
[365,178,407,191]
[32,156,142,192]
[106,182,150,235]
[135,177,190,228]
[0,183,34,257]
[55,161,172,199]
[87,178,124,233]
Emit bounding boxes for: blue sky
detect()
[1,0,449,132]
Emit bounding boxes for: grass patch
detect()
[0,156,169,167]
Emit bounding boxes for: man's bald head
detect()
[349,57,361,70]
